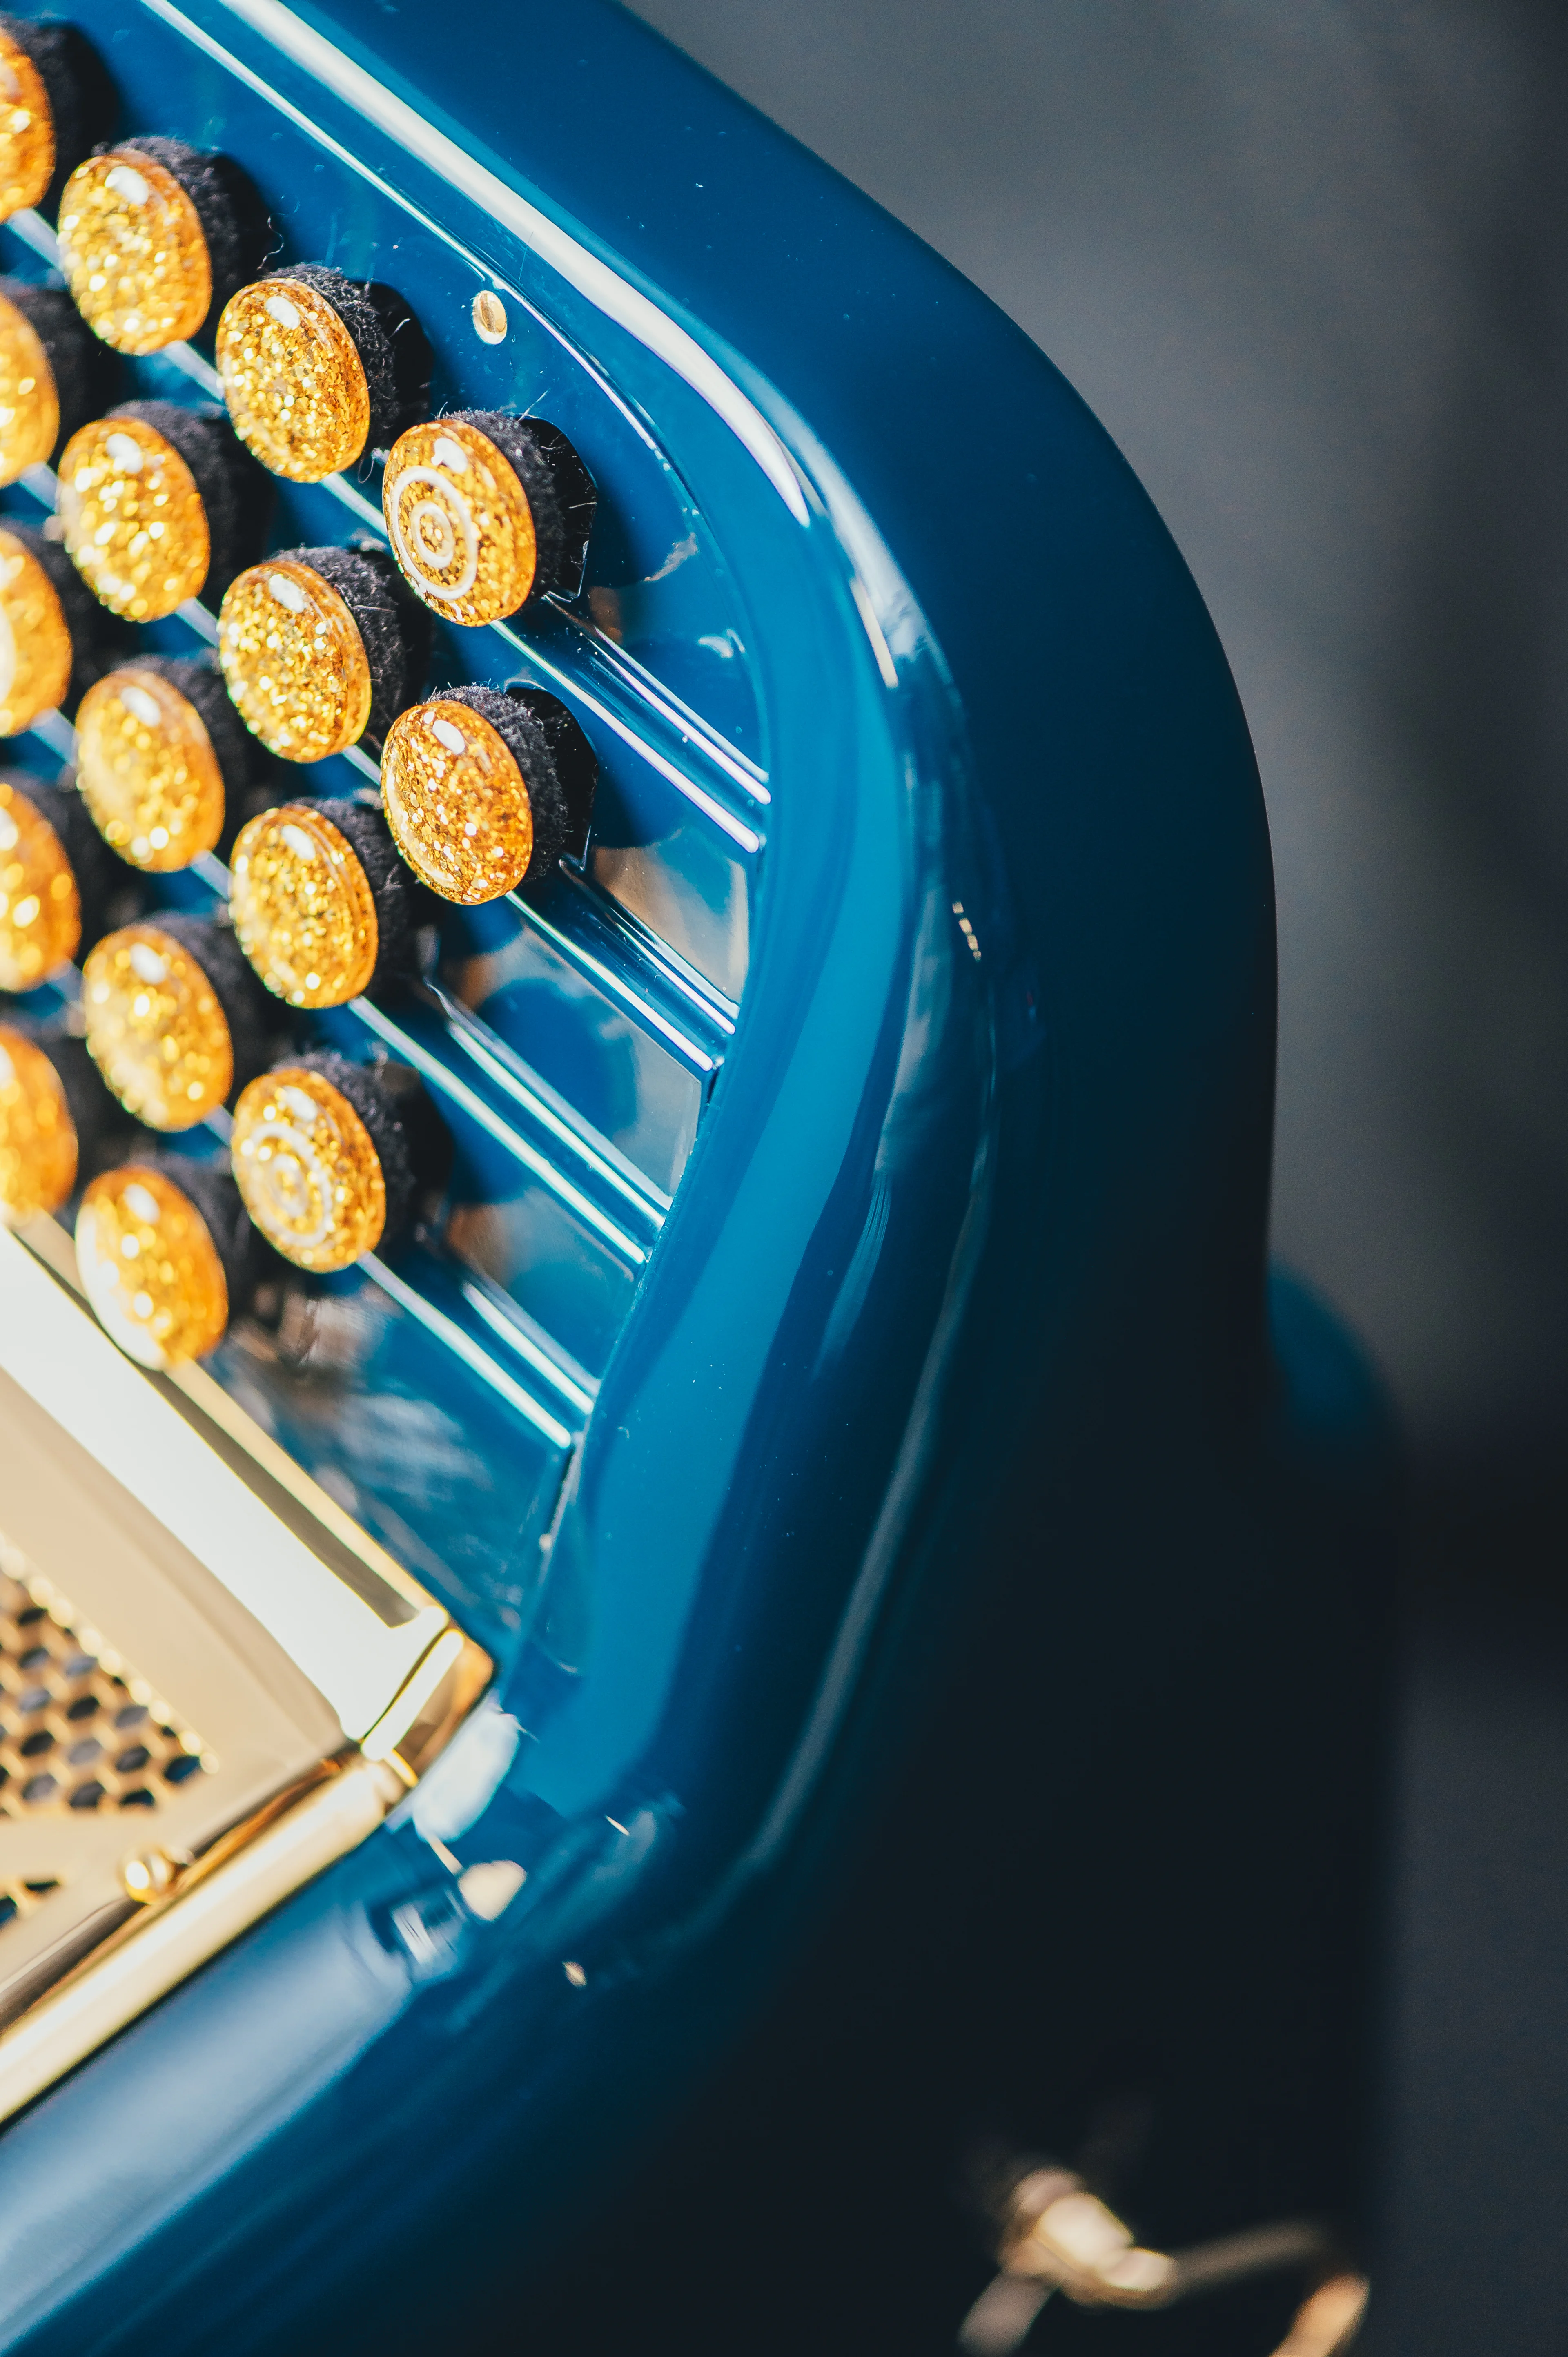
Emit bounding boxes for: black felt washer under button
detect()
[113,139,272,326]
[288,1049,416,1247]
[7,1019,136,1184]
[0,278,118,459]
[133,1152,262,1317]
[287,542,431,746]
[148,912,276,1105]
[453,412,597,603]
[0,16,114,205]
[2,517,119,709]
[437,682,598,883]
[126,652,268,794]
[265,266,432,451]
[106,401,270,607]
[307,797,424,995]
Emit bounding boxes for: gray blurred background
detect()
[616,6,1568,2350]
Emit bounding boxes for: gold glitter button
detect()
[0,774,79,990]
[56,149,212,354]
[382,698,534,904]
[82,922,234,1131]
[76,1163,228,1367]
[218,560,372,762]
[383,418,537,626]
[0,287,58,484]
[76,665,226,871]
[0,526,72,735]
[216,277,371,484]
[229,803,378,1008]
[57,413,211,620]
[231,1063,386,1270]
[0,1024,76,1223]
[0,29,53,222]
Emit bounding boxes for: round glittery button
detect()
[76,665,226,871]
[0,773,78,990]
[217,559,372,762]
[382,418,537,626]
[76,1162,228,1367]
[382,697,535,905]
[0,524,72,734]
[229,802,378,1008]
[231,1061,386,1270]
[56,149,212,354]
[0,1023,76,1223]
[0,286,57,484]
[0,29,53,221]
[82,921,234,1131]
[57,413,211,620]
[217,278,372,484]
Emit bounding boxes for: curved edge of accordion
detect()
[0,3,1393,2348]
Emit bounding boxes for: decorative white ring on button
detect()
[385,466,479,604]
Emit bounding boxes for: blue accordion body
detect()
[0,2,1394,2346]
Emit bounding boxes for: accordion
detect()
[0,3,1394,2350]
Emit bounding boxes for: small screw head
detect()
[120,1847,182,1903]
[472,290,508,345]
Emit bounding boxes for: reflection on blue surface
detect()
[208,1256,568,1658]
[588,825,749,1005]
[443,1187,638,1380]
[441,912,702,1200]
[476,980,637,1151]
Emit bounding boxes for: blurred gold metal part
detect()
[76,666,227,870]
[0,526,74,737]
[217,278,371,482]
[957,2166,1361,2357]
[0,1213,491,2122]
[0,288,58,484]
[1272,2274,1369,2357]
[0,31,53,222]
[57,150,212,353]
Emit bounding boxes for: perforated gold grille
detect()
[0,1539,211,1828]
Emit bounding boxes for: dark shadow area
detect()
[564,5,1568,2349]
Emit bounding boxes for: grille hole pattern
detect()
[0,1532,213,1826]
[0,1876,62,1934]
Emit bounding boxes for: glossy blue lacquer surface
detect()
[0,3,1390,2347]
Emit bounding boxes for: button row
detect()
[0,17,637,1383]
[2,1005,435,1363]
